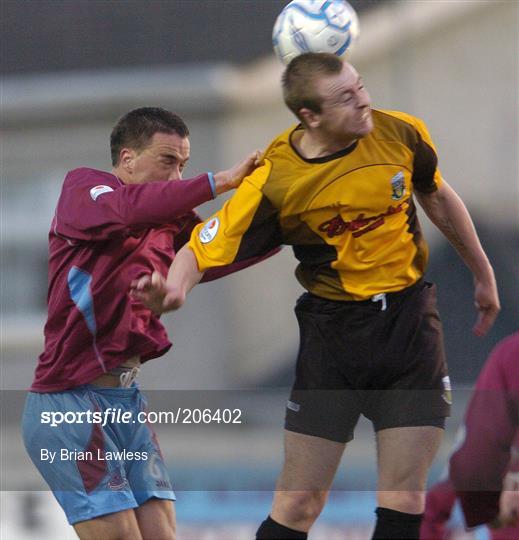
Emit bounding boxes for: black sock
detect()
[256,515,308,540]
[371,507,423,539]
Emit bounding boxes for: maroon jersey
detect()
[422,476,519,539]
[421,478,457,539]
[31,168,215,392]
[450,332,519,528]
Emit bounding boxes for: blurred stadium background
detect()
[1,1,517,538]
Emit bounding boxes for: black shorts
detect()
[285,280,451,443]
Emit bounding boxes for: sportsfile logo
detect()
[40,407,243,427]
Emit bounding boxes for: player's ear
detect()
[119,148,135,173]
[299,107,320,129]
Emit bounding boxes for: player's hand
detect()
[130,272,186,314]
[495,472,519,527]
[472,274,500,337]
[213,150,262,194]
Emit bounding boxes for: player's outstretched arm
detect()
[415,180,500,336]
[131,245,202,314]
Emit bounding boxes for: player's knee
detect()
[380,465,428,492]
[378,490,426,514]
[274,491,327,527]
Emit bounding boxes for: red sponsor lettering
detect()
[318,204,404,238]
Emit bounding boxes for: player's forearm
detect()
[130,249,202,313]
[415,182,494,281]
[165,246,204,306]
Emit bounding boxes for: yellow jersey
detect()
[189,109,442,300]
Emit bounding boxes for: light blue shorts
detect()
[22,384,175,525]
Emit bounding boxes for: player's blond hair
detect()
[282,52,343,124]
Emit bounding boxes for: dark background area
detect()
[1,0,380,74]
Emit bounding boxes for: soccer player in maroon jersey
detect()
[21,107,266,539]
[449,332,519,532]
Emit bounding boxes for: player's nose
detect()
[357,93,371,109]
[168,167,181,181]
[357,91,371,109]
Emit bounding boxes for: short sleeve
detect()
[411,117,443,193]
[188,161,282,271]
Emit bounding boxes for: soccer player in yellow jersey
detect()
[132,53,500,540]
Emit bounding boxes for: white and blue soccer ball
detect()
[272,0,360,65]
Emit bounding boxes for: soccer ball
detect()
[272,0,360,65]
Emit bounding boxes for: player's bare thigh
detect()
[73,499,175,540]
[271,430,346,530]
[73,507,142,540]
[376,426,444,513]
[135,498,176,539]
[275,430,346,490]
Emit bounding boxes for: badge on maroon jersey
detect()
[90,185,114,201]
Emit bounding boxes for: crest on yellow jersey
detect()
[390,171,406,200]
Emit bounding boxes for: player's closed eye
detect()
[334,94,353,105]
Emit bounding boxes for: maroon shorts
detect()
[285,280,451,443]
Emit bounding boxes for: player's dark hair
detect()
[110,107,189,166]
[282,53,343,123]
